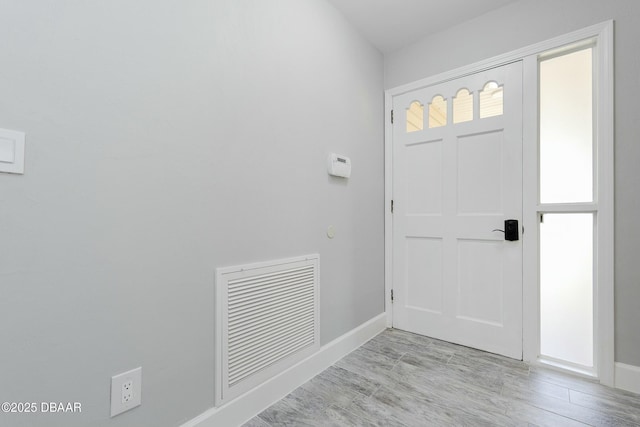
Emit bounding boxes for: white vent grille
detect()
[215,255,320,405]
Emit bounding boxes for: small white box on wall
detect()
[327,153,351,178]
[0,128,26,174]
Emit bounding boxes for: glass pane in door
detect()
[539,48,593,203]
[540,213,593,367]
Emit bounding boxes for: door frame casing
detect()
[384,20,614,386]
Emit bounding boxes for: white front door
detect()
[392,62,523,359]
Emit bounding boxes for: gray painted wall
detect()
[0,1,384,426]
[385,0,640,366]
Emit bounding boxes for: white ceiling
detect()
[326,0,518,53]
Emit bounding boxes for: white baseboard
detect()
[615,362,640,394]
[181,313,387,427]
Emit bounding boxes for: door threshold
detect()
[536,356,597,380]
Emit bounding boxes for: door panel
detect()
[457,239,504,325]
[392,62,523,359]
[406,140,443,215]
[406,237,443,313]
[457,130,504,214]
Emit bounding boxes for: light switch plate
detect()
[0,128,25,174]
[110,367,142,417]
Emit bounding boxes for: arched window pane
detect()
[453,89,473,124]
[480,81,503,118]
[406,101,424,133]
[429,95,447,128]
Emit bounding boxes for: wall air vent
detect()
[215,254,320,406]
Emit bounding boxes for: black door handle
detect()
[492,219,519,241]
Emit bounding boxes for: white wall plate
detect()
[0,128,25,174]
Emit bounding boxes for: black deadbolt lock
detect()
[504,219,519,241]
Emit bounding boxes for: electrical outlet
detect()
[110,367,142,417]
[122,380,133,403]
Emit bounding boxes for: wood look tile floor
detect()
[243,329,640,426]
